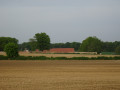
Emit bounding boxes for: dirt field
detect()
[0,60,120,90]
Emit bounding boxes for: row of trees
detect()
[80,36,120,54]
[19,36,120,54]
[19,33,50,51]
[1,33,50,58]
[19,33,80,51]
[1,33,120,56]
[19,42,81,51]
[51,42,81,51]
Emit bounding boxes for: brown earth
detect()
[0,60,120,90]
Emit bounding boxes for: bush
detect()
[96,56,113,60]
[70,57,89,60]
[113,56,120,60]
[4,43,19,58]
[54,57,68,60]
[0,55,8,60]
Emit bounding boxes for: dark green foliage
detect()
[90,57,97,60]
[102,41,120,53]
[29,38,38,51]
[4,43,19,58]
[19,42,32,51]
[30,56,49,60]
[0,55,8,60]
[96,56,112,60]
[102,42,114,52]
[80,36,102,54]
[70,57,89,60]
[115,46,120,55]
[19,40,120,53]
[12,56,49,60]
[1,55,120,60]
[113,56,120,60]
[34,33,50,51]
[55,57,68,60]
[19,40,38,51]
[51,42,81,51]
[20,41,80,52]
[0,37,18,51]
[101,52,115,55]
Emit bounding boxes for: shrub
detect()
[113,56,120,60]
[70,57,89,60]
[4,43,19,58]
[0,55,8,60]
[32,56,49,60]
[54,57,68,60]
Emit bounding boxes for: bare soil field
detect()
[0,60,120,90]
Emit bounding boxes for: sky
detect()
[0,0,120,43]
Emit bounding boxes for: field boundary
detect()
[0,55,120,60]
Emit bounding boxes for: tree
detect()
[102,42,114,52]
[19,42,32,51]
[29,38,38,51]
[34,33,50,51]
[4,43,19,58]
[80,36,102,54]
[0,37,18,51]
[115,46,120,55]
[70,42,81,51]
[50,42,81,51]
[101,41,120,52]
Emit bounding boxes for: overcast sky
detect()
[0,0,120,43]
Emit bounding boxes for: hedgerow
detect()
[0,55,120,60]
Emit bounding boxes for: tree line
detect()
[0,33,120,55]
[19,42,81,51]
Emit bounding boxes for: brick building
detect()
[43,48,75,53]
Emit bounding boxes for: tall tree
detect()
[80,36,102,53]
[34,33,50,51]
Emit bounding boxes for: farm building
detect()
[43,48,75,53]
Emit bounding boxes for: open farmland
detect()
[19,52,120,58]
[1,52,120,58]
[0,60,120,90]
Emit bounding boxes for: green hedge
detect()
[0,55,120,60]
[101,52,115,55]
[0,55,8,60]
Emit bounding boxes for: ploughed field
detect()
[0,60,120,90]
